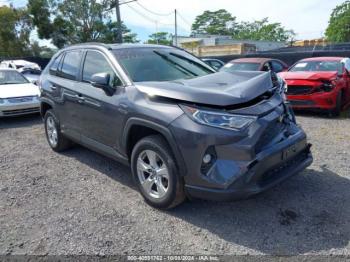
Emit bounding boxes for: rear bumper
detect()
[185,144,312,201]
[287,91,338,110]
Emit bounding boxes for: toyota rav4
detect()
[39,43,313,209]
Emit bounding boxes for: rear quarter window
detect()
[49,54,63,75]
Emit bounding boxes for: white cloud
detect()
[120,0,344,39]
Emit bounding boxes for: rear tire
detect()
[131,135,185,209]
[44,110,72,152]
[331,92,342,117]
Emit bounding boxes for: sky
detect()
[0,0,346,46]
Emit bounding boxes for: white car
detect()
[0,59,41,71]
[0,69,40,117]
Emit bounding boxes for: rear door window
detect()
[60,51,82,80]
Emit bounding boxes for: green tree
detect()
[101,21,139,43]
[0,5,32,57]
[326,1,350,42]
[191,9,237,35]
[28,40,56,57]
[147,32,172,45]
[234,18,295,42]
[191,10,294,42]
[27,0,139,48]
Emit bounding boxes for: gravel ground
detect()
[0,111,349,256]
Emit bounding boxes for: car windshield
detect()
[220,62,261,72]
[0,70,29,85]
[113,48,214,82]
[289,61,343,73]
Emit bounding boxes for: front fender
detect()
[121,117,187,176]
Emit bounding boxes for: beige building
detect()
[180,41,256,56]
[293,38,329,47]
[174,35,285,57]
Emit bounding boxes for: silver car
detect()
[0,69,40,117]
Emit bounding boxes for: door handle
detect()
[49,84,57,90]
[75,94,85,103]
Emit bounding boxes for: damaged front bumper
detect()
[169,94,313,201]
[185,139,312,201]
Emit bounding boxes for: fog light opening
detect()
[200,146,217,175]
[203,154,212,164]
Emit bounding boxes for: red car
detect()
[221,57,288,73]
[279,57,350,116]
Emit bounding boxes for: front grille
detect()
[2,107,40,116]
[287,85,312,95]
[289,100,315,106]
[7,96,34,103]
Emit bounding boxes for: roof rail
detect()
[65,42,113,50]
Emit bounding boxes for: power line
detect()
[125,3,157,23]
[176,11,192,27]
[136,1,174,17]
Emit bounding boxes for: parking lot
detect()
[0,112,349,256]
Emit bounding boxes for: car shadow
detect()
[0,114,42,129]
[169,166,350,255]
[63,146,350,255]
[294,108,350,119]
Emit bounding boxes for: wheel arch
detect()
[40,98,55,118]
[122,118,187,176]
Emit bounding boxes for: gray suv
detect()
[40,43,313,209]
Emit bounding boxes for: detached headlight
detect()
[180,105,256,131]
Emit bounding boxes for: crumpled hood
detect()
[135,71,273,106]
[0,83,40,98]
[279,71,338,81]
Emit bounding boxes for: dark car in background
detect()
[39,43,312,209]
[202,58,225,71]
[19,68,42,85]
[221,57,288,74]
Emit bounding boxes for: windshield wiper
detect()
[153,50,198,77]
[169,52,213,73]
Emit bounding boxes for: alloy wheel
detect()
[136,150,170,199]
[46,116,58,147]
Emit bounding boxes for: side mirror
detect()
[91,73,115,96]
[91,73,110,89]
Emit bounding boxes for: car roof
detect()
[229,57,277,64]
[63,43,173,52]
[300,57,346,62]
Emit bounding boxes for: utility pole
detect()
[114,0,137,43]
[115,0,123,43]
[174,9,178,46]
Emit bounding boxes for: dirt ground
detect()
[0,111,349,256]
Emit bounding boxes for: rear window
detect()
[220,62,260,72]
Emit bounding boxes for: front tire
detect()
[44,110,72,152]
[131,135,185,209]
